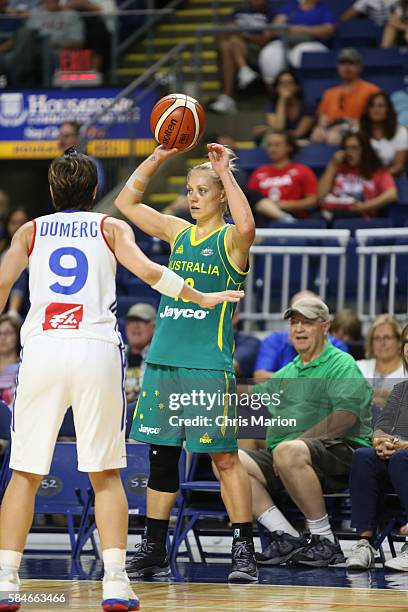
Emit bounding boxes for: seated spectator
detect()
[258,0,336,86]
[62,0,115,73]
[360,92,408,176]
[330,308,364,360]
[254,290,348,381]
[357,314,405,415]
[318,132,397,221]
[1,207,30,319]
[232,308,260,379]
[253,69,316,144]
[247,131,318,223]
[234,296,372,567]
[26,0,84,63]
[0,314,20,406]
[382,0,408,47]
[209,0,275,114]
[124,303,156,404]
[341,0,398,27]
[311,48,379,145]
[58,121,105,196]
[346,325,408,571]
[0,0,36,86]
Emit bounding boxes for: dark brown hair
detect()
[48,149,97,211]
[0,314,21,355]
[360,91,398,140]
[341,131,383,179]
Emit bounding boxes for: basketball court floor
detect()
[15,537,408,612]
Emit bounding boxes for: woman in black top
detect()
[347,323,408,571]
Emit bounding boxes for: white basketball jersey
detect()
[21,211,119,346]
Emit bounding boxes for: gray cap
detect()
[337,48,362,64]
[284,297,330,321]
[126,303,156,321]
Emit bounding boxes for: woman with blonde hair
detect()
[357,314,405,414]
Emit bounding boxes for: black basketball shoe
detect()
[228,539,258,582]
[126,537,170,578]
[256,530,309,565]
[290,534,346,567]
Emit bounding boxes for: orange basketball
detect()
[150,93,206,151]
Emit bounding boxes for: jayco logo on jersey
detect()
[159,305,210,320]
[138,425,161,435]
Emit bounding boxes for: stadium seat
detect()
[295,144,337,170]
[336,19,383,47]
[301,49,404,77]
[235,147,269,172]
[332,218,392,234]
[0,402,11,498]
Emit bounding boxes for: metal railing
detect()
[241,229,351,331]
[356,228,408,323]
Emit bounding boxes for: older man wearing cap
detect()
[311,48,379,145]
[238,296,372,567]
[124,303,156,404]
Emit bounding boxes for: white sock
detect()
[306,514,335,543]
[0,550,22,573]
[103,548,126,576]
[258,506,299,537]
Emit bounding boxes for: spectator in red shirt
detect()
[247,131,318,222]
[318,131,398,221]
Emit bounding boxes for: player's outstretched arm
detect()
[106,218,244,308]
[0,223,32,314]
[115,146,190,245]
[207,143,255,259]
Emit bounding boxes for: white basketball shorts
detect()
[10,335,127,474]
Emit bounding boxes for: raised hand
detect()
[207,143,230,175]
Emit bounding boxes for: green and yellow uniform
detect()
[130,223,248,452]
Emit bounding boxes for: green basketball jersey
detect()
[147,223,248,373]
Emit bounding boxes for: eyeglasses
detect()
[373,335,398,343]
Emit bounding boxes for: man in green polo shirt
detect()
[239,296,372,567]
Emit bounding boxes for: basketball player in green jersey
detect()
[115,142,257,581]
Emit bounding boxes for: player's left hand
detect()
[198,290,244,309]
[207,143,230,175]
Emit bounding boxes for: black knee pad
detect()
[148,444,182,493]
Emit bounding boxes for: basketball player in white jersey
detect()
[0,148,243,612]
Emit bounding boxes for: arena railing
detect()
[356,228,408,323]
[240,228,351,331]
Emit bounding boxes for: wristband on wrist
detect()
[151,266,185,298]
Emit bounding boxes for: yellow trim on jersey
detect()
[132,397,140,421]
[171,224,192,252]
[217,276,231,351]
[220,370,229,436]
[190,223,226,246]
[224,225,250,276]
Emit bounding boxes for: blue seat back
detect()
[34,442,90,513]
[120,443,150,514]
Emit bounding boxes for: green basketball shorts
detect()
[129,364,238,453]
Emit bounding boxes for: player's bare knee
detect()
[88,469,121,491]
[210,451,238,473]
[273,440,310,471]
[12,470,43,489]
